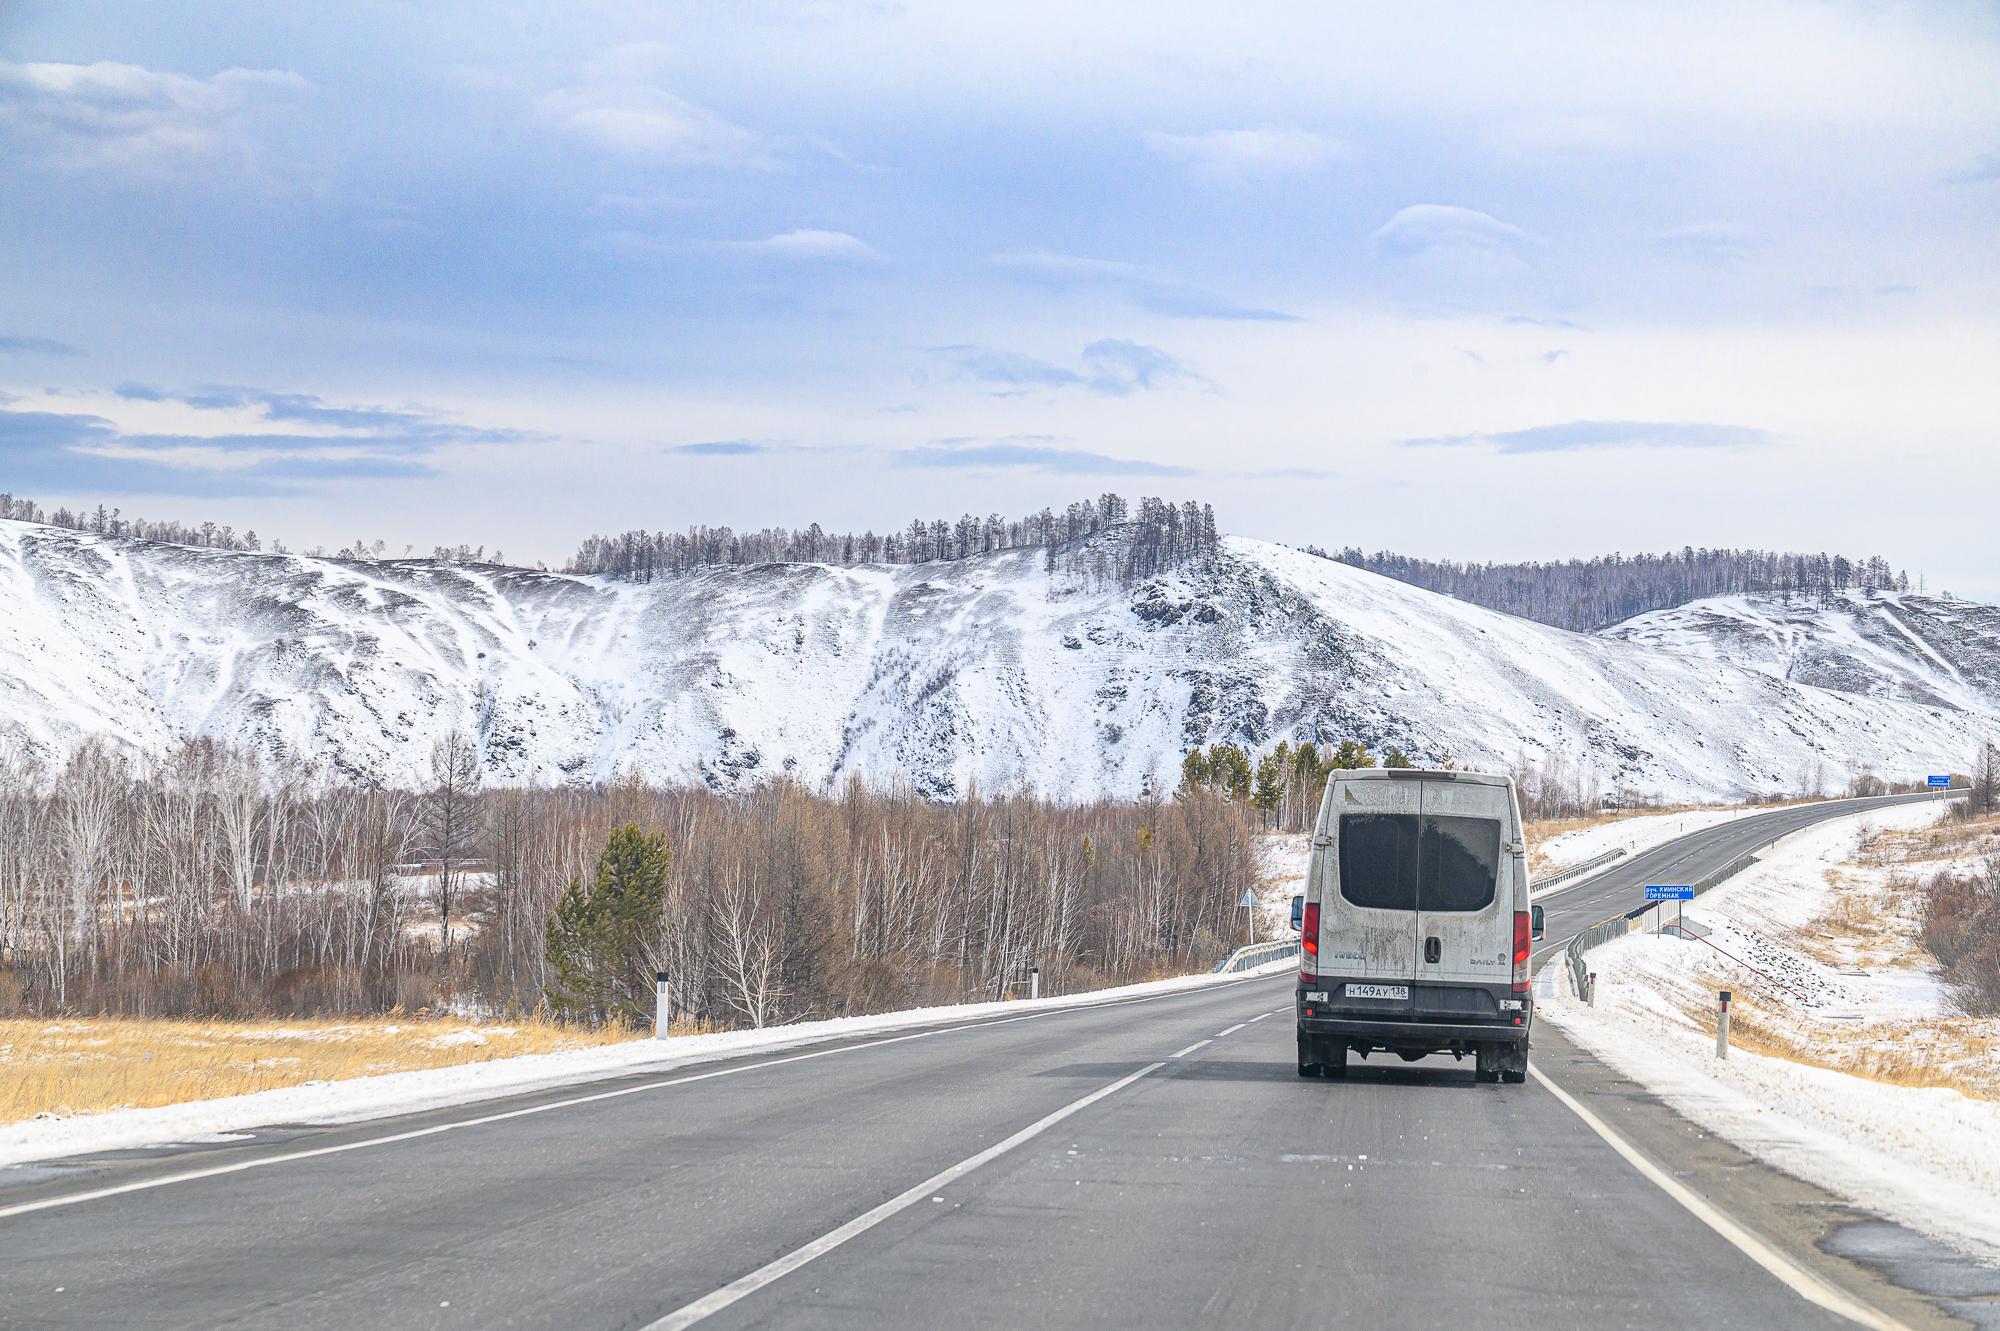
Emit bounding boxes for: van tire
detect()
[1323,1044,1348,1078]
[1297,1036,1322,1078]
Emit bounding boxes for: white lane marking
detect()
[1170,1040,1211,1059]
[1216,1023,1246,1037]
[642,1061,1165,1331]
[0,975,1279,1222]
[1529,1067,1905,1331]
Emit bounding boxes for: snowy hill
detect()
[0,518,1990,800]
[1600,592,2000,717]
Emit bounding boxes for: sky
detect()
[1,1,1997,593]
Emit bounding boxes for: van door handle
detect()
[1424,937,1441,964]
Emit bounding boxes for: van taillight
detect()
[1299,902,1319,980]
[1512,911,1531,993]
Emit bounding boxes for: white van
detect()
[1293,769,1543,1082]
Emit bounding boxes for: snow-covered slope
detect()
[0,519,1989,800]
[1601,591,2000,717]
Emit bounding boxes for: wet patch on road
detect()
[1822,1214,2000,1329]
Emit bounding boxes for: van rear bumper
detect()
[1297,1012,1528,1046]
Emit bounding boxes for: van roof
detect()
[1329,768,1512,789]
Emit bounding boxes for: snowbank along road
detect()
[0,791,1972,1329]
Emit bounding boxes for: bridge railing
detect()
[1532,847,1627,895]
[1212,938,1300,974]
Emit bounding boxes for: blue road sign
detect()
[1645,885,1694,901]
[1928,775,1951,789]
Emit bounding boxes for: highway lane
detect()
[1532,791,1952,950]
[0,792,1960,1330]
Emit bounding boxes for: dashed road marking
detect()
[642,1062,1166,1330]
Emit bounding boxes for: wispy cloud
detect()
[987,250,1298,322]
[933,339,1203,397]
[0,386,537,495]
[112,383,534,443]
[1653,223,1755,264]
[1144,127,1346,182]
[668,440,771,456]
[896,437,1191,476]
[1402,420,1775,454]
[1947,150,2000,185]
[933,345,1083,394]
[533,47,765,166]
[0,58,307,174]
[1372,205,1537,259]
[719,228,881,262]
[0,332,85,356]
[1500,313,1587,331]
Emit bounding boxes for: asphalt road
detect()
[0,791,1965,1330]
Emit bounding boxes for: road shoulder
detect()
[1534,1020,1975,1330]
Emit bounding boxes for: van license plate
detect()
[1345,983,1408,1001]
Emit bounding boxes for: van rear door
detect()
[1415,778,1509,986]
[1328,777,1421,1000]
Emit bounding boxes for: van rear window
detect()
[1421,815,1500,912]
[1336,813,1500,913]
[1336,813,1419,910]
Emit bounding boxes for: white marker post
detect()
[655,970,673,1040]
[1588,972,1597,1008]
[1029,964,1040,1001]
[1716,990,1731,1059]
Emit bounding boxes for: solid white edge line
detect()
[1528,1066,1905,1331]
[0,975,1277,1222]
[1169,1040,1211,1059]
[642,1061,1167,1331]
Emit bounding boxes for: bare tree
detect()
[421,729,483,963]
[1975,738,1999,815]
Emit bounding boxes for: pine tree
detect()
[1179,749,1212,795]
[1382,746,1414,769]
[544,823,672,1026]
[1253,753,1283,824]
[1330,739,1376,770]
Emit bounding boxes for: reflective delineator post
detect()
[655,970,672,1040]
[1029,964,1040,1001]
[1587,972,1597,1008]
[1716,990,1731,1059]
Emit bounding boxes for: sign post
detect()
[1239,889,1259,945]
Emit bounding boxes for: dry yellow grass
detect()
[1857,808,2000,867]
[0,1015,642,1124]
[1792,866,1930,971]
[1684,994,2000,1101]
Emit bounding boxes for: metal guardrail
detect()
[1557,791,1970,999]
[1562,844,1775,998]
[1533,846,1627,893]
[1212,938,1300,974]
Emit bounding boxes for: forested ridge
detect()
[5,488,1925,627]
[1319,544,1913,631]
[566,493,1219,587]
